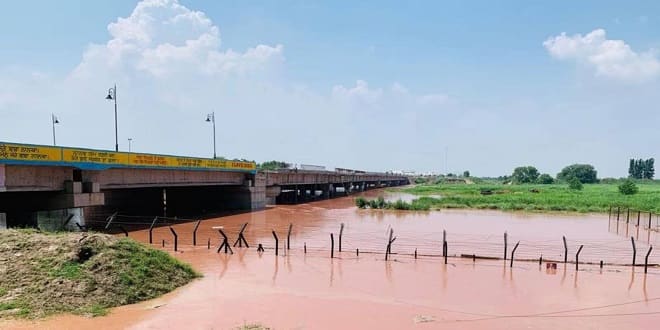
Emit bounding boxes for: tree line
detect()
[628,158,654,179]
[511,164,597,185]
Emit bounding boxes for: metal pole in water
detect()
[631,236,636,267]
[575,245,583,271]
[510,241,519,268]
[504,232,508,260]
[644,246,653,274]
[563,236,568,264]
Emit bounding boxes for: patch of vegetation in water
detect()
[355,196,431,211]
[0,229,200,319]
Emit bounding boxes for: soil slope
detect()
[0,229,199,319]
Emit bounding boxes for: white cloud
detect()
[543,28,660,82]
[72,0,283,78]
[332,80,383,104]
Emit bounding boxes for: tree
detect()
[537,174,554,184]
[568,177,583,190]
[463,170,470,178]
[511,166,540,184]
[557,164,597,184]
[258,161,290,170]
[618,179,638,195]
[628,158,655,179]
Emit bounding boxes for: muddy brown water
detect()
[4,190,659,329]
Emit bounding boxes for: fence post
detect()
[330,233,334,259]
[575,245,583,271]
[272,231,279,256]
[608,206,612,220]
[616,207,620,221]
[442,230,447,257]
[626,208,630,223]
[169,227,178,252]
[631,236,636,267]
[217,229,233,254]
[644,246,653,274]
[650,212,653,229]
[233,223,249,248]
[148,217,158,244]
[563,236,568,263]
[386,228,395,261]
[339,223,345,252]
[443,241,448,264]
[104,211,119,230]
[637,211,641,226]
[118,225,128,237]
[207,238,210,249]
[287,223,292,250]
[510,241,520,268]
[504,232,508,260]
[304,242,307,254]
[192,220,201,246]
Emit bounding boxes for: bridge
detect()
[0,142,408,229]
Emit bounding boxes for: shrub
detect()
[618,180,639,195]
[537,174,554,184]
[568,177,583,190]
[557,164,598,183]
[414,177,428,184]
[355,197,368,208]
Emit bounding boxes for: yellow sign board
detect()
[63,149,128,165]
[1,142,256,172]
[0,143,61,162]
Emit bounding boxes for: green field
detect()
[403,182,660,213]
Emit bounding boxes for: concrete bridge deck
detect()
[0,142,408,229]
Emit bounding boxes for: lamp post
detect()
[128,138,133,153]
[51,114,60,146]
[205,112,216,159]
[105,84,118,152]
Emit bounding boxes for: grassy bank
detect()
[0,230,199,319]
[403,182,660,213]
[355,196,431,211]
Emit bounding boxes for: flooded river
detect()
[4,189,659,329]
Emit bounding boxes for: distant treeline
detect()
[628,158,654,179]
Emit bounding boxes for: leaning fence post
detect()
[217,229,233,254]
[192,220,201,246]
[386,228,394,261]
[330,233,335,259]
[169,226,178,252]
[631,236,636,267]
[104,211,119,230]
[563,236,568,263]
[272,231,279,256]
[339,223,345,252]
[118,225,128,237]
[644,246,653,274]
[75,222,86,232]
[510,241,520,268]
[575,245,583,271]
[233,223,249,248]
[149,217,158,244]
[287,223,292,250]
[504,232,508,260]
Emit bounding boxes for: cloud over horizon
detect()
[543,28,660,82]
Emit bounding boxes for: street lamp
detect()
[105,84,118,152]
[51,114,60,146]
[128,138,133,153]
[205,112,216,159]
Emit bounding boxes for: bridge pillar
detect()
[0,212,6,230]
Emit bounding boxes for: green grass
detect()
[0,230,200,319]
[355,196,431,211]
[403,182,660,213]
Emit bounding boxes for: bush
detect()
[414,177,428,184]
[355,197,368,208]
[618,180,639,195]
[537,174,554,184]
[511,166,540,184]
[568,177,583,190]
[557,164,598,183]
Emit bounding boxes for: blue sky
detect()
[1,0,659,177]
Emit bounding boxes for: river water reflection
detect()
[5,189,659,330]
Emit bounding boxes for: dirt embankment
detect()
[0,229,199,319]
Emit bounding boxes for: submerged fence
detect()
[81,212,660,274]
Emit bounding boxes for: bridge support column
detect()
[0,212,6,230]
[323,184,331,199]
